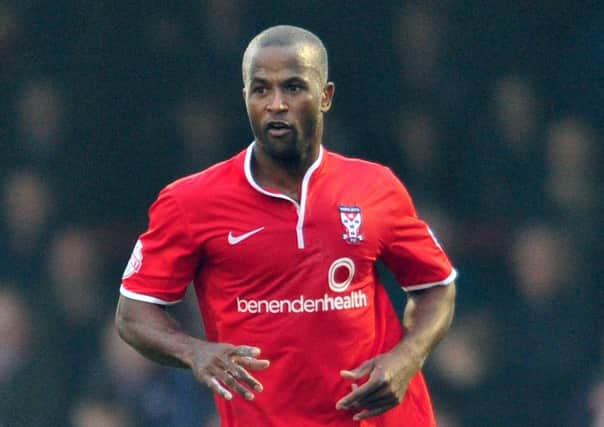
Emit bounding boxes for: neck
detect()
[251,143,320,202]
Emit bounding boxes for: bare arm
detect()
[398,281,457,366]
[115,295,270,400]
[336,282,456,420]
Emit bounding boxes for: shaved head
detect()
[242,25,329,87]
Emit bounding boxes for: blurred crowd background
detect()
[1,1,603,426]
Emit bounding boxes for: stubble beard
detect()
[259,122,319,168]
[262,127,302,162]
[251,109,323,170]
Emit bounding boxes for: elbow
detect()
[114,296,132,343]
[446,281,457,308]
[444,282,457,329]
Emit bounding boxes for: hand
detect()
[189,342,270,401]
[335,349,421,421]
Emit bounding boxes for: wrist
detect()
[180,336,205,368]
[392,339,427,370]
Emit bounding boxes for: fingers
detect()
[337,359,406,421]
[207,375,233,400]
[199,344,270,401]
[230,346,271,372]
[231,354,271,371]
[228,346,270,393]
[336,376,382,410]
[231,345,261,357]
[336,360,378,410]
[340,370,358,381]
[338,353,415,420]
[352,392,398,412]
[337,378,399,422]
[203,367,257,401]
[217,370,256,400]
[351,406,392,422]
[340,359,374,381]
[223,359,267,393]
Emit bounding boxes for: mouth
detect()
[265,120,293,137]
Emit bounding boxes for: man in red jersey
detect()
[116,25,457,426]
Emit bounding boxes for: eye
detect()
[286,84,302,93]
[252,86,267,95]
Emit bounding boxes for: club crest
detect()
[339,205,364,244]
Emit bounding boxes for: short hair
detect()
[242,25,328,86]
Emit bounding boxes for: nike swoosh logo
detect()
[228,227,265,245]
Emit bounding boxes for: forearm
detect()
[115,295,201,369]
[394,283,456,367]
[116,295,270,401]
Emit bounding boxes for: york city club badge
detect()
[339,205,364,244]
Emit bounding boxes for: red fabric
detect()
[122,145,454,426]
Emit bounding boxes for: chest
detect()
[193,180,388,294]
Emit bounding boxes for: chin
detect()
[259,135,303,160]
[269,145,302,163]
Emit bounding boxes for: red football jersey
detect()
[121,143,457,427]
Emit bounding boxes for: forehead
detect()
[247,45,321,82]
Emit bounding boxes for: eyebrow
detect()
[283,77,307,85]
[249,77,270,86]
[249,76,309,87]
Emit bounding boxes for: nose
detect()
[267,89,287,112]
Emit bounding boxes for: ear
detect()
[320,82,335,112]
[242,87,247,102]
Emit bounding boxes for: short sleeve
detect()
[120,187,199,304]
[380,169,457,291]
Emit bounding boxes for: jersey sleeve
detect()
[380,168,457,291]
[120,186,199,304]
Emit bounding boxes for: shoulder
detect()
[163,151,245,200]
[325,149,401,186]
[325,150,390,173]
[325,149,415,213]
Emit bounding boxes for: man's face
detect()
[243,45,334,162]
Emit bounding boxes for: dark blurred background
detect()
[1,1,603,426]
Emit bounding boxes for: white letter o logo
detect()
[328,257,355,293]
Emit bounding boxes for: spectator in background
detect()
[392,2,444,92]
[43,226,106,397]
[83,318,217,427]
[0,3,21,87]
[466,73,546,223]
[0,287,70,426]
[173,97,232,172]
[587,378,604,427]
[425,309,502,426]
[389,107,449,206]
[0,169,55,283]
[47,227,104,323]
[200,0,247,56]
[0,288,31,386]
[499,223,598,427]
[1,78,67,183]
[455,74,546,285]
[69,398,132,427]
[567,376,604,427]
[565,332,604,426]
[432,406,462,427]
[389,1,470,129]
[16,79,65,161]
[544,116,601,225]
